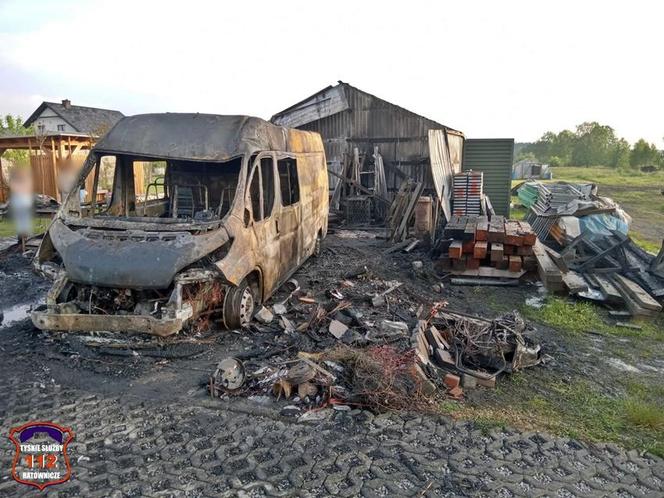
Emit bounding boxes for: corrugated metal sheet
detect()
[271,82,463,195]
[428,129,462,221]
[271,85,349,129]
[462,139,514,216]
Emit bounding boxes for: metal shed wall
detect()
[462,139,514,216]
[272,83,461,192]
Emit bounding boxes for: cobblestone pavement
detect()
[1,370,663,497]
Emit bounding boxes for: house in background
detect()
[23,99,124,135]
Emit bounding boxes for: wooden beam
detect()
[327,168,390,205]
[50,137,59,200]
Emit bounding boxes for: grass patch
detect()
[624,400,664,431]
[0,218,50,237]
[549,166,664,188]
[630,232,661,254]
[522,296,664,340]
[443,376,664,458]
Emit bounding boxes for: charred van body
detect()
[32,113,328,335]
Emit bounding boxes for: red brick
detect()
[443,373,461,390]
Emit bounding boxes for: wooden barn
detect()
[271,81,464,193]
[271,81,513,216]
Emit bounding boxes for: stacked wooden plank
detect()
[452,172,483,216]
[436,216,537,278]
[387,180,424,243]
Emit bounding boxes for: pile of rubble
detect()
[518,181,663,317]
[208,267,543,414]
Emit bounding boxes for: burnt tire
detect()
[223,280,256,329]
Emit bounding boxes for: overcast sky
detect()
[0,0,662,146]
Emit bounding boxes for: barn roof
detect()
[271,81,462,135]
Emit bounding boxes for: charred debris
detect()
[208,270,544,415]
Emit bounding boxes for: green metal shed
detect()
[462,138,514,216]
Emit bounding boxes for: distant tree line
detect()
[517,121,663,169]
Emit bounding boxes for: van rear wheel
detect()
[224,280,255,329]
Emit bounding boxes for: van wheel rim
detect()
[238,288,254,325]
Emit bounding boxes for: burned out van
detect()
[31,114,328,335]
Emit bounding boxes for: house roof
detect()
[24,101,124,135]
[93,113,323,162]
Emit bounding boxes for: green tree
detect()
[630,139,661,167]
[572,122,619,166]
[0,114,34,165]
[612,138,631,169]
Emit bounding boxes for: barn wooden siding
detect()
[272,82,464,194]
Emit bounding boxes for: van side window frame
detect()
[245,152,277,224]
[275,154,300,207]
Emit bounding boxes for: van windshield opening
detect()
[86,155,243,222]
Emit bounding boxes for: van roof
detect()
[93,113,323,161]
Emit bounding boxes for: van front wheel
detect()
[224,280,255,329]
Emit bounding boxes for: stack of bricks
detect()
[437,215,538,274]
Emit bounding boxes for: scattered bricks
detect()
[477,376,496,388]
[254,306,274,324]
[508,256,522,272]
[503,244,515,256]
[496,256,510,270]
[329,319,348,339]
[466,257,481,270]
[462,240,475,254]
[476,216,489,241]
[272,303,288,315]
[473,240,488,259]
[462,374,477,389]
[449,240,463,259]
[435,348,455,366]
[490,242,504,262]
[371,295,386,307]
[448,386,464,399]
[443,373,461,390]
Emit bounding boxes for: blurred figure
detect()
[8,167,34,252]
[57,161,77,203]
